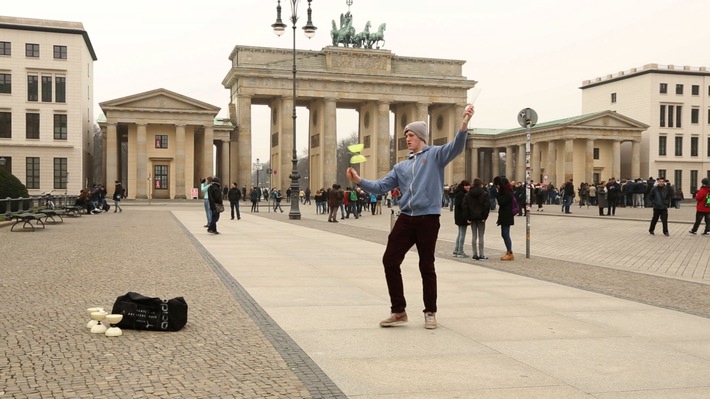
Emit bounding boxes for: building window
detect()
[155,135,168,149]
[25,43,39,57]
[674,170,682,191]
[54,114,67,140]
[27,75,38,101]
[55,77,65,103]
[0,41,10,55]
[41,76,52,102]
[708,138,710,157]
[593,148,600,160]
[659,83,667,94]
[611,93,617,103]
[0,112,11,138]
[658,169,666,179]
[26,157,40,189]
[690,170,698,193]
[53,158,67,189]
[691,136,699,156]
[675,136,683,156]
[660,105,666,127]
[659,136,667,156]
[26,113,40,139]
[0,73,10,94]
[53,45,67,59]
[154,165,168,190]
[691,108,699,124]
[664,105,682,128]
[676,84,684,95]
[692,85,700,96]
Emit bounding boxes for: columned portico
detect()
[99,88,232,200]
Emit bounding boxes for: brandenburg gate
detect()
[222,45,476,191]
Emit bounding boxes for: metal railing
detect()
[1,194,78,220]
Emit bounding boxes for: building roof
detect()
[0,16,97,61]
[581,63,709,89]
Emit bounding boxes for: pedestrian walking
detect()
[494,176,515,261]
[345,104,474,330]
[462,178,490,260]
[452,180,471,258]
[112,181,123,213]
[689,178,710,235]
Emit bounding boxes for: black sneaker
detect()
[702,232,710,236]
[478,255,488,260]
[472,254,479,260]
[689,230,697,235]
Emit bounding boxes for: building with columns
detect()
[222,45,476,192]
[582,63,710,192]
[466,110,647,186]
[0,16,96,195]
[98,89,234,199]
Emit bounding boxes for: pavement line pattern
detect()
[175,214,347,399]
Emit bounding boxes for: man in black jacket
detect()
[649,178,673,236]
[227,182,241,220]
[605,177,621,216]
[207,178,224,234]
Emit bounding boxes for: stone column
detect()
[546,140,557,185]
[280,96,294,191]
[220,139,230,185]
[377,101,391,178]
[416,103,430,129]
[531,143,541,183]
[612,140,621,179]
[135,123,148,199]
[323,98,337,187]
[203,126,214,178]
[469,146,479,179]
[518,143,526,182]
[564,139,574,182]
[505,146,514,179]
[585,139,594,185]
[237,95,252,191]
[174,124,186,199]
[491,147,500,178]
[631,140,641,179]
[106,123,118,186]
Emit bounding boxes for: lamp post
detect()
[272,0,317,220]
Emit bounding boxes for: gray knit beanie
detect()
[404,121,429,143]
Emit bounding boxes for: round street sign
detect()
[517,108,538,128]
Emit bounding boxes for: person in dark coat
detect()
[452,181,471,257]
[596,181,608,216]
[227,182,241,220]
[494,176,515,261]
[462,178,490,260]
[207,177,223,234]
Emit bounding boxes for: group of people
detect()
[74,181,124,214]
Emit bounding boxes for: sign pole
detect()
[517,108,538,259]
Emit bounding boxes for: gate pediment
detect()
[100,88,220,113]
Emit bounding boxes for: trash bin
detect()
[390,209,400,231]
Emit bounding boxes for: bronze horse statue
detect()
[352,21,371,48]
[367,23,386,49]
[331,13,355,47]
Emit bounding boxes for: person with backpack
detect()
[494,176,515,261]
[207,177,223,234]
[462,178,490,260]
[273,189,284,213]
[689,178,710,235]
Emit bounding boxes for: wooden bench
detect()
[62,205,85,217]
[10,213,47,232]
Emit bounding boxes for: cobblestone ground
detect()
[0,210,330,399]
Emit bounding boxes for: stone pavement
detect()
[1,200,710,398]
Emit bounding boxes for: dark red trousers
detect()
[382,214,440,314]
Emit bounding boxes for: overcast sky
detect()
[4,0,709,164]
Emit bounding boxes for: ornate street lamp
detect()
[0,156,6,166]
[272,0,316,220]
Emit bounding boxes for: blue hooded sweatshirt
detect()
[358,129,468,216]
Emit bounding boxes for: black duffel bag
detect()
[111,292,188,331]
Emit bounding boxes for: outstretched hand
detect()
[346,167,362,184]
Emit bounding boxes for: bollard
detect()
[390,209,400,231]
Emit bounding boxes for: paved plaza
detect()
[1,200,710,398]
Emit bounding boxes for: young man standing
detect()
[649,178,673,236]
[346,104,474,330]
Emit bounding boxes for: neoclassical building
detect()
[222,45,476,191]
[99,89,234,199]
[466,110,647,186]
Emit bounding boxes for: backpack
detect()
[350,190,357,201]
[705,193,710,208]
[511,196,520,215]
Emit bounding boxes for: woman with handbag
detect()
[207,177,224,235]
